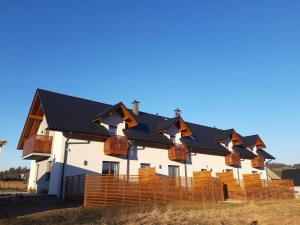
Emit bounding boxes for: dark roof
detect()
[282,169,300,186]
[233,146,256,159]
[156,117,181,132]
[34,89,272,157]
[91,102,124,121]
[243,135,259,147]
[39,89,110,136]
[257,149,275,160]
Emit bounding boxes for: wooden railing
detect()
[23,134,53,157]
[225,152,240,167]
[168,144,188,161]
[251,154,265,169]
[104,135,128,156]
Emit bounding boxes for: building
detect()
[17,89,275,197]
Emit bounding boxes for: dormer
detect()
[243,135,266,152]
[216,129,243,149]
[91,102,138,136]
[156,116,192,144]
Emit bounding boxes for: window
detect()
[201,169,207,171]
[108,125,117,135]
[225,169,233,173]
[170,135,176,143]
[140,163,150,168]
[168,165,180,177]
[84,160,88,166]
[252,171,258,174]
[102,161,119,175]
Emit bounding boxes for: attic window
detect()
[108,125,117,135]
[170,135,176,143]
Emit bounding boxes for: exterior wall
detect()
[26,112,269,197]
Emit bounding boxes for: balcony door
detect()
[102,161,119,175]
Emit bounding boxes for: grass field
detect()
[0,197,299,225]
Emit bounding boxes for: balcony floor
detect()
[22,152,51,161]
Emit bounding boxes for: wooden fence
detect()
[65,172,295,208]
[83,174,224,208]
[216,172,295,201]
[0,181,28,191]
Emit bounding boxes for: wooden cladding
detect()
[177,119,192,137]
[251,154,265,169]
[168,144,188,161]
[225,152,241,167]
[17,91,44,150]
[104,135,128,156]
[231,131,243,146]
[119,104,138,128]
[22,135,53,158]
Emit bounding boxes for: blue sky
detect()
[0,1,299,170]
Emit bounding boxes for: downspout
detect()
[126,140,134,181]
[265,159,273,180]
[59,138,69,199]
[184,160,188,188]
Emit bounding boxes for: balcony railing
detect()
[23,135,53,160]
[225,152,241,167]
[168,144,188,161]
[251,155,265,169]
[104,135,128,156]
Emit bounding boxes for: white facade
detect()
[27,113,268,197]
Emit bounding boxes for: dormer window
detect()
[108,125,117,136]
[170,135,176,143]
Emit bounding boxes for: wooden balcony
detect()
[168,144,188,161]
[251,154,265,169]
[104,135,128,156]
[23,135,53,160]
[225,152,241,167]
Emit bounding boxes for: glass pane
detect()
[168,165,173,176]
[174,166,179,177]
[111,162,119,175]
[102,162,109,174]
[141,163,150,168]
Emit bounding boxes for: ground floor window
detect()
[102,161,119,175]
[225,169,233,173]
[168,165,180,177]
[140,163,150,168]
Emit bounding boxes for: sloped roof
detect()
[233,146,256,159]
[39,89,110,136]
[257,149,275,160]
[18,89,274,158]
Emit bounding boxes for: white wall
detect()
[27,112,269,197]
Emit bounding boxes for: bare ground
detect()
[0,197,300,225]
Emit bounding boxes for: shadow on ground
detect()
[0,195,82,218]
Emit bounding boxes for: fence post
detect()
[83,175,88,207]
[105,176,108,207]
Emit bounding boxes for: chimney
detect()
[174,108,181,117]
[132,100,139,115]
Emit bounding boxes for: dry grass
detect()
[1,198,300,225]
